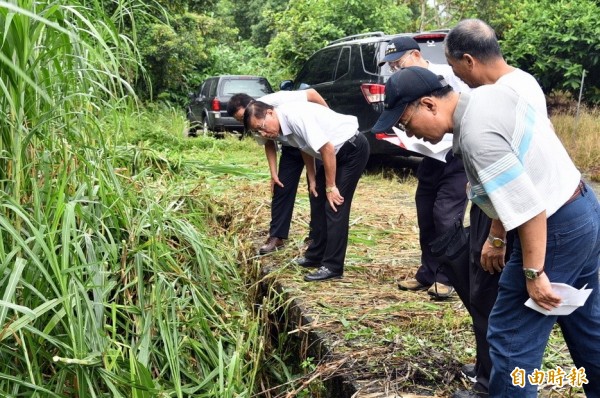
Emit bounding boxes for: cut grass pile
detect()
[203,134,587,397]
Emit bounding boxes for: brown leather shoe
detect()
[259,237,284,255]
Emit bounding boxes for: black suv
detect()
[187,75,274,136]
[280,31,448,156]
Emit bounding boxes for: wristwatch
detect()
[487,234,506,248]
[523,267,545,280]
[326,186,336,193]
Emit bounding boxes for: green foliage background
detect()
[132,0,600,105]
[501,0,600,100]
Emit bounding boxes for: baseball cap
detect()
[371,66,449,133]
[378,37,420,67]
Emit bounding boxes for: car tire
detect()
[186,109,199,137]
[202,117,209,136]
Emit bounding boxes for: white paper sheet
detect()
[392,127,452,163]
[525,283,592,316]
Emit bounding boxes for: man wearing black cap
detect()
[372,66,600,398]
[377,37,470,300]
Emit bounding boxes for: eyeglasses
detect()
[389,51,414,72]
[259,115,267,131]
[397,103,420,132]
[250,113,270,137]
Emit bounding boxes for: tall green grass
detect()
[0,2,268,397]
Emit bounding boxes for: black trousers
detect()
[414,154,468,285]
[304,133,369,274]
[270,145,317,240]
[468,204,513,393]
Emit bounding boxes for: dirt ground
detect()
[237,159,589,398]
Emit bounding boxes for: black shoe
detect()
[451,390,488,398]
[303,266,342,282]
[295,257,320,268]
[461,363,477,383]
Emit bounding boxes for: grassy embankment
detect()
[159,104,599,397]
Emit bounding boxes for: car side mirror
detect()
[279,80,294,91]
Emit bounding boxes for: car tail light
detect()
[211,98,220,111]
[413,33,446,41]
[361,83,385,104]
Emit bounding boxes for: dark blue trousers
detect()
[415,153,468,285]
[270,145,317,240]
[488,184,600,397]
[304,133,370,274]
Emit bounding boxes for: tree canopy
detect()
[126,0,600,105]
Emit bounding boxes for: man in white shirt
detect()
[376,37,470,300]
[243,100,370,282]
[228,90,326,255]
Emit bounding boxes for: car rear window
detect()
[221,79,272,97]
[379,34,448,76]
[413,33,447,64]
[361,42,380,74]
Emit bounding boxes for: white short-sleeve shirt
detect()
[253,91,309,146]
[275,102,359,160]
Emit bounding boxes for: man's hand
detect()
[482,219,508,274]
[326,186,344,212]
[308,178,317,197]
[480,243,506,274]
[526,274,562,311]
[270,175,284,194]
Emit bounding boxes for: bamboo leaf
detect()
[0,258,26,326]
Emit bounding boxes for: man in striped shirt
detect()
[442,19,550,397]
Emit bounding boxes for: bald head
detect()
[445,19,503,63]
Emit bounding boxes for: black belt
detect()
[346,132,360,146]
[565,180,585,205]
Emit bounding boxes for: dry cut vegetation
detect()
[548,94,600,180]
[210,144,588,398]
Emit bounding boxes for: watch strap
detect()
[487,234,506,248]
[523,267,544,280]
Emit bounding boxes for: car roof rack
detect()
[327,32,386,45]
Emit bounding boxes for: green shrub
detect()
[501,0,600,104]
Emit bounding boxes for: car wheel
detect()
[187,122,198,137]
[186,109,199,137]
[202,117,209,136]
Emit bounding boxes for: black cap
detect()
[371,66,448,133]
[378,37,420,67]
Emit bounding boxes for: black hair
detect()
[445,19,503,63]
[409,83,454,107]
[227,93,254,117]
[242,101,274,132]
